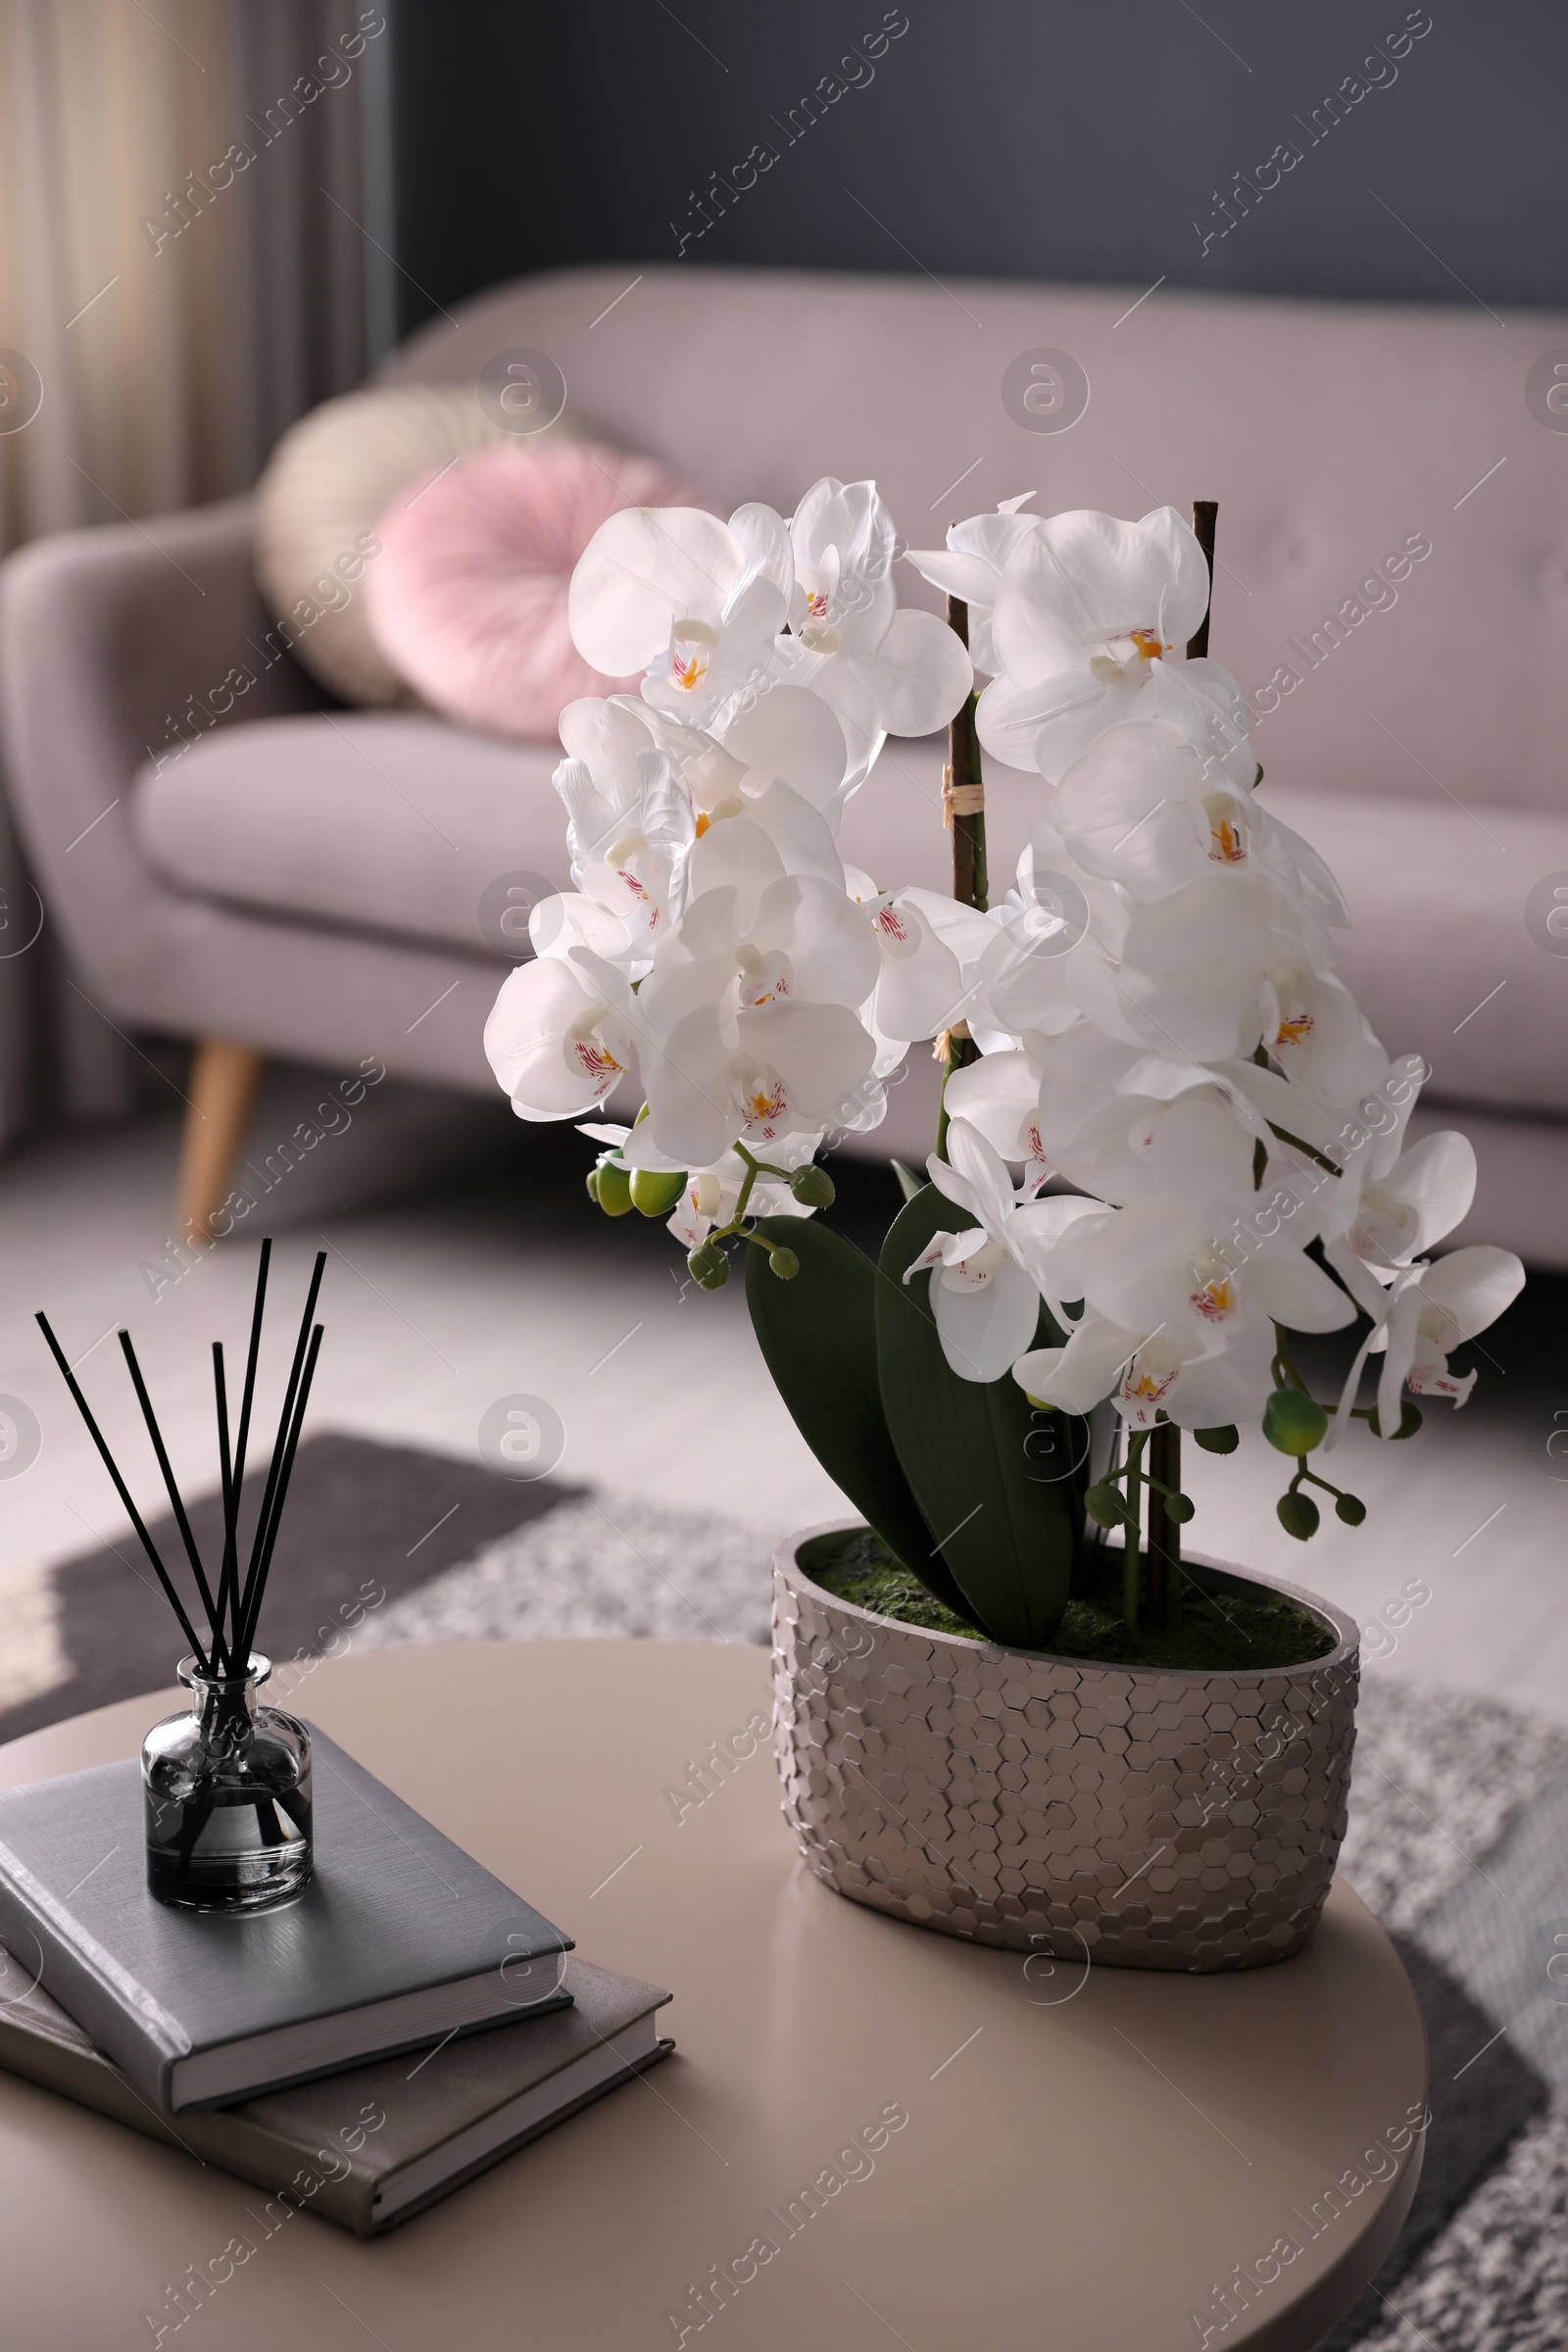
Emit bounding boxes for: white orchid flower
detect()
[979,641,1258,794]
[968,840,1103,1047]
[903,1119,1105,1383]
[1014,1312,1278,1433]
[1051,720,1261,899]
[964,505,1255,789]
[896,884,1008,1037]
[789,475,900,651]
[1366,1248,1524,1418]
[770,477,974,795]
[1256,960,1387,1111]
[939,1047,1051,1188]
[1015,1183,1354,1429]
[567,503,791,732]
[842,864,967,1043]
[1315,1128,1472,1321]
[1062,1193,1352,1359]
[555,698,662,879]
[484,948,637,1120]
[1034,1029,1272,1205]
[994,506,1212,681]
[558,746,693,955]
[637,991,876,1170]
[905,492,1042,674]
[1016,1177,1354,1430]
[630,815,881,1167]
[1320,1244,1525,1449]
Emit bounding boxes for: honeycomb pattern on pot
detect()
[772,1549,1360,1974]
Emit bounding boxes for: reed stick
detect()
[118,1330,226,1663]
[220,1241,271,1660]
[235,1250,325,1647]
[34,1313,213,1672]
[238,1322,323,1663]
[212,1343,235,1672]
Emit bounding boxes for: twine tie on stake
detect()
[942,765,986,825]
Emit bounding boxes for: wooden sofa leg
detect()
[177,1040,264,1246]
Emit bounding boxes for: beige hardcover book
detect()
[0,1945,672,2234]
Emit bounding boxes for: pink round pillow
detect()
[366,440,710,738]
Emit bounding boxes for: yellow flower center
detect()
[668,618,716,693]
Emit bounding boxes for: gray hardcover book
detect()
[0,1947,672,2234]
[0,1729,572,2113]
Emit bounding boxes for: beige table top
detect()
[0,1641,1424,2352]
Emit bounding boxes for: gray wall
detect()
[390,1,1562,328]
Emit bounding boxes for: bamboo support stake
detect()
[1147,498,1218,1632]
[935,587,987,1158]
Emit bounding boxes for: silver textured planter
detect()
[773,1521,1359,1973]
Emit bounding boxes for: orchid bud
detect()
[1084,1482,1129,1528]
[768,1247,800,1280]
[1164,1493,1195,1524]
[1262,1390,1327,1455]
[1194,1426,1239,1453]
[790,1165,836,1208]
[688,1241,729,1290]
[594,1160,633,1217]
[1277,1491,1320,1540]
[629,1167,687,1218]
[1335,1494,1367,1526]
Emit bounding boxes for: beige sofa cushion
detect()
[133,714,567,956]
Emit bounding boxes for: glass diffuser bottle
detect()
[142,1653,313,1912]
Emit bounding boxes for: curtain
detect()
[0,0,377,1146]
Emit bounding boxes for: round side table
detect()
[0,1641,1425,2350]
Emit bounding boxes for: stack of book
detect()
[0,1727,671,2232]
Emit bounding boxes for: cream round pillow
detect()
[255,385,574,705]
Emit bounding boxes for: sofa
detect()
[3,264,1565,1261]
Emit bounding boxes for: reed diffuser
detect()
[37,1244,326,1913]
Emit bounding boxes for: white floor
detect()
[1,1086,1564,1725]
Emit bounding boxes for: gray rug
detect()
[8,1435,1566,2346]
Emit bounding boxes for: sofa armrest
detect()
[0,497,330,1008]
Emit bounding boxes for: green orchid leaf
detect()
[875,1184,1085,1649]
[745,1215,971,1620]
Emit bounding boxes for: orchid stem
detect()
[1148,1421,1180,1633]
[1266,1123,1344,1179]
[1122,1431,1149,1633]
